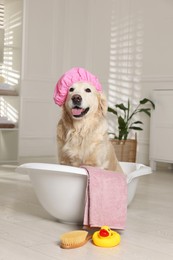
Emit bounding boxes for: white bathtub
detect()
[16,162,152,224]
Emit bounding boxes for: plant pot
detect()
[110,138,137,163]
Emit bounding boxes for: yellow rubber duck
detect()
[92,226,121,248]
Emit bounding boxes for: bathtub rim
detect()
[16,162,152,184]
[16,163,87,176]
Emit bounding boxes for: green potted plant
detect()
[108,98,155,162]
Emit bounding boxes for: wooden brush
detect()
[60,230,92,249]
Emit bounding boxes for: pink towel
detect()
[82,166,127,230]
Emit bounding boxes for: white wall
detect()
[19,0,113,162]
[138,0,173,164]
[19,0,173,164]
[107,0,173,164]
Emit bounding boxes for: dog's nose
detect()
[72,94,82,106]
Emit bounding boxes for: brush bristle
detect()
[60,230,88,247]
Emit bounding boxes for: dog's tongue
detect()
[72,108,84,116]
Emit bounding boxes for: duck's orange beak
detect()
[99,229,109,237]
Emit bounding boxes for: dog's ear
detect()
[98,92,107,116]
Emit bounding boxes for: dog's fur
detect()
[57,82,123,172]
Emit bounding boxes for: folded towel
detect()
[0,116,15,128]
[82,166,127,230]
[0,84,17,96]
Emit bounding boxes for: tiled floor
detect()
[0,164,173,260]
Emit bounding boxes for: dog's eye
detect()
[85,88,91,93]
[69,87,74,92]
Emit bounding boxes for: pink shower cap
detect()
[53,67,102,106]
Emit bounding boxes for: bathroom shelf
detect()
[0,92,18,96]
[0,1,22,165]
[0,128,18,131]
[0,88,18,96]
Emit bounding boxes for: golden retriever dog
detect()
[56,80,123,173]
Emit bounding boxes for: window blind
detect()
[0,3,4,65]
[0,3,4,28]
